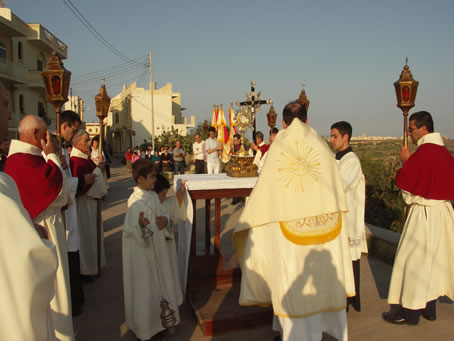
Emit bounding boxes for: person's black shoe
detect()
[382,311,418,325]
[421,311,436,321]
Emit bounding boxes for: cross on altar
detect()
[236,80,272,142]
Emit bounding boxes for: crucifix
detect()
[236,80,272,142]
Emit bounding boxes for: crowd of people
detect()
[1,73,454,341]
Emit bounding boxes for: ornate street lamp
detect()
[266,105,277,129]
[94,79,111,276]
[394,58,419,148]
[41,45,71,155]
[297,84,310,113]
[95,78,111,154]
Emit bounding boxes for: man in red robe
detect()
[0,81,59,341]
[383,111,454,325]
[5,114,75,341]
[70,130,107,278]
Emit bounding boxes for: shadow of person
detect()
[280,249,348,341]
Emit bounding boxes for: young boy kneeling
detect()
[122,159,183,341]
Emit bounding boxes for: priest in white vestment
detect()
[70,130,108,276]
[5,115,75,341]
[123,160,183,340]
[383,111,454,325]
[330,121,368,312]
[0,81,58,341]
[234,101,355,341]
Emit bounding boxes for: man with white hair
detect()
[5,113,75,341]
[0,81,58,340]
[70,129,108,278]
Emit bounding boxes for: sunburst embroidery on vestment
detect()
[277,141,320,192]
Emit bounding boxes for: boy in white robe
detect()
[123,159,183,340]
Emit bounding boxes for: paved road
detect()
[73,160,454,341]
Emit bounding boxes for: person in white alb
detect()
[330,121,367,312]
[205,127,221,174]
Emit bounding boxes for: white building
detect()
[107,82,195,154]
[0,6,68,138]
[63,95,84,119]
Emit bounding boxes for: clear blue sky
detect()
[8,0,454,138]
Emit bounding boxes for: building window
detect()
[37,59,43,71]
[0,42,6,64]
[88,129,92,133]
[18,42,23,60]
[19,95,25,114]
[38,102,45,116]
[115,112,119,124]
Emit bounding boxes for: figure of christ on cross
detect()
[236,80,272,142]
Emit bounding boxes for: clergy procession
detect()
[2,64,454,341]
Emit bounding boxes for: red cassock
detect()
[259,144,270,159]
[70,156,96,197]
[396,143,454,200]
[5,153,62,220]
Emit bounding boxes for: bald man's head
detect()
[18,114,48,150]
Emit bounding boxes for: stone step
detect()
[188,281,273,336]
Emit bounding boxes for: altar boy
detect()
[122,159,183,341]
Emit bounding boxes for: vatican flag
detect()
[211,105,218,128]
[216,105,230,163]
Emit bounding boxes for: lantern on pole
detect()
[394,58,419,148]
[266,105,277,129]
[94,79,111,276]
[297,84,310,113]
[41,43,71,155]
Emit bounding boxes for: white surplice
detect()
[336,151,368,261]
[63,148,80,252]
[123,188,183,340]
[71,148,107,275]
[8,141,75,341]
[388,133,454,309]
[0,172,58,341]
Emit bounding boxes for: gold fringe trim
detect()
[279,214,342,245]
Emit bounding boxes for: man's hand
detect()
[41,131,57,155]
[155,216,168,230]
[399,146,413,163]
[251,142,258,152]
[59,154,69,170]
[34,224,49,240]
[139,212,150,227]
[98,154,105,164]
[84,173,96,185]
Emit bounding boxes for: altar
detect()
[173,173,258,293]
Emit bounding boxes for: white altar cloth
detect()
[173,174,258,295]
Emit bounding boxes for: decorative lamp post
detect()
[94,78,111,276]
[202,120,209,140]
[297,84,310,113]
[394,58,419,148]
[41,44,71,156]
[266,105,277,129]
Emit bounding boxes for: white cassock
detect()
[0,172,58,341]
[71,148,108,275]
[90,148,109,190]
[63,148,80,253]
[123,188,183,340]
[336,151,368,261]
[234,119,355,341]
[9,141,75,341]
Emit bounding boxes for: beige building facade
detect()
[107,82,195,154]
[0,7,68,139]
